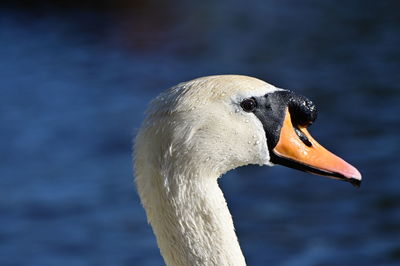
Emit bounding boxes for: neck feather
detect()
[136,165,246,266]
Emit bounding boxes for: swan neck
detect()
[141,170,246,266]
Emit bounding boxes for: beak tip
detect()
[346,167,362,188]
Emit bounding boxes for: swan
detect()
[134,75,361,266]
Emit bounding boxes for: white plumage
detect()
[135,75,279,265]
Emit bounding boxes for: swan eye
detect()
[240,98,257,112]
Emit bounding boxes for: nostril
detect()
[294,127,312,147]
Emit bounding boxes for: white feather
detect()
[134,75,281,266]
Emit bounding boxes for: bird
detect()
[133,75,361,266]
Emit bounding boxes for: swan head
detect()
[137,75,361,186]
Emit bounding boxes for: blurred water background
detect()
[1,0,399,265]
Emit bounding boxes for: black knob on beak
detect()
[288,95,318,127]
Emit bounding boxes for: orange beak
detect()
[272,108,362,187]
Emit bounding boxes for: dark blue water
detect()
[1,1,399,265]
